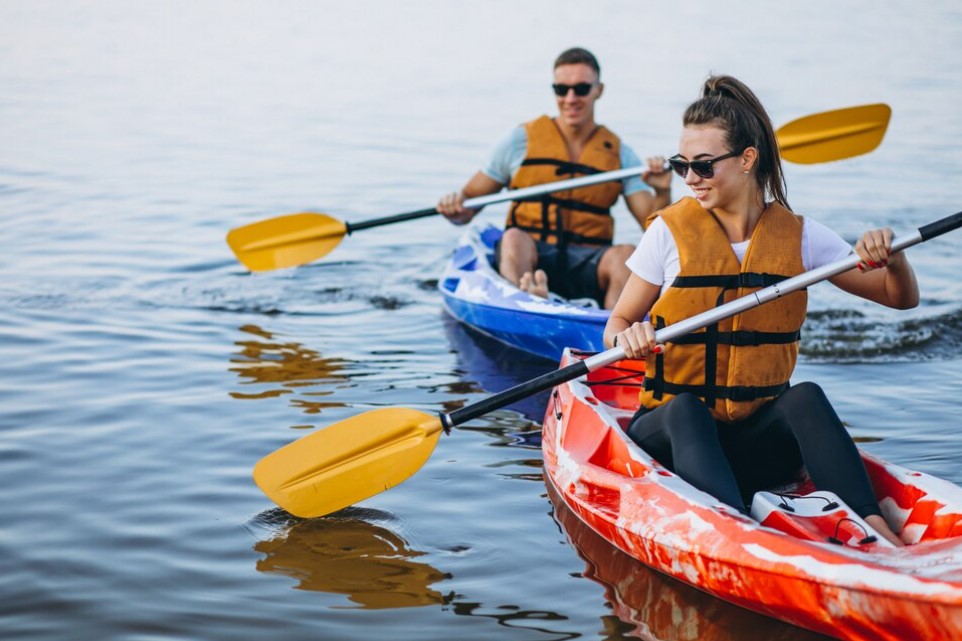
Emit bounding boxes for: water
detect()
[1,2,961,639]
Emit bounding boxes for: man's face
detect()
[553,63,602,129]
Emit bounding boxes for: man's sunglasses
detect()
[552,82,595,97]
[667,149,743,179]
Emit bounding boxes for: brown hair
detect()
[683,75,789,209]
[554,47,600,77]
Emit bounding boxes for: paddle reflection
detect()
[546,483,832,641]
[251,509,592,638]
[228,324,350,415]
[253,509,453,609]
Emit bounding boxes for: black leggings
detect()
[626,382,881,518]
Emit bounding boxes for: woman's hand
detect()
[854,227,896,272]
[614,320,663,359]
[830,226,919,310]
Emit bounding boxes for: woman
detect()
[605,75,919,547]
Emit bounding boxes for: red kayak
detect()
[542,349,962,641]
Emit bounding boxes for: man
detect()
[437,47,671,309]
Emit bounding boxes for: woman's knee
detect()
[627,394,711,444]
[777,381,852,442]
[662,394,714,436]
[778,381,830,414]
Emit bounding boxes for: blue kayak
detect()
[438,224,609,361]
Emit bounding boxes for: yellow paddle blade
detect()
[776,103,891,164]
[226,212,348,272]
[253,408,444,518]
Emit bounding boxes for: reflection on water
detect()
[441,314,554,423]
[250,507,577,638]
[251,507,453,609]
[546,483,832,641]
[441,314,548,455]
[229,324,350,418]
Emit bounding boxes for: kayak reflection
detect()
[441,313,554,424]
[546,483,832,641]
[253,508,453,609]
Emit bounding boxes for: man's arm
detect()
[619,146,672,231]
[437,127,523,225]
[624,158,672,230]
[437,172,504,225]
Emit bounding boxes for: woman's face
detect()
[676,124,751,211]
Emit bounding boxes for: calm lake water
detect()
[2,2,962,640]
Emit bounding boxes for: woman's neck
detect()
[711,191,767,243]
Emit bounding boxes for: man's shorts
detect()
[496,239,607,306]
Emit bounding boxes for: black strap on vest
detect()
[643,379,790,402]
[650,316,667,400]
[670,272,792,290]
[541,195,611,216]
[508,198,612,246]
[647,270,800,408]
[520,157,603,177]
[669,329,801,346]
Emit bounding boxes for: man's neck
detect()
[553,117,598,160]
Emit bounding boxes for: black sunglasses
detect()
[552,82,594,97]
[668,149,743,179]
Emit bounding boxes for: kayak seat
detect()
[751,489,895,549]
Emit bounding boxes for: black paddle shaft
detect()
[344,192,573,234]
[345,207,439,233]
[920,211,962,241]
[441,359,590,430]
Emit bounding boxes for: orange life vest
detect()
[640,198,808,422]
[506,115,622,246]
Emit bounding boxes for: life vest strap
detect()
[669,329,801,347]
[650,316,667,400]
[541,195,611,217]
[670,272,795,290]
[506,222,611,246]
[520,157,604,177]
[642,379,791,404]
[510,193,613,217]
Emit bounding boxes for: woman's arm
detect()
[604,274,663,358]
[829,228,920,309]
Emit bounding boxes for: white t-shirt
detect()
[626,214,853,295]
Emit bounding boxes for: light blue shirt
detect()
[481,125,650,196]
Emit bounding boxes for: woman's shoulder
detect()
[638,215,676,253]
[800,215,853,268]
[801,215,847,245]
